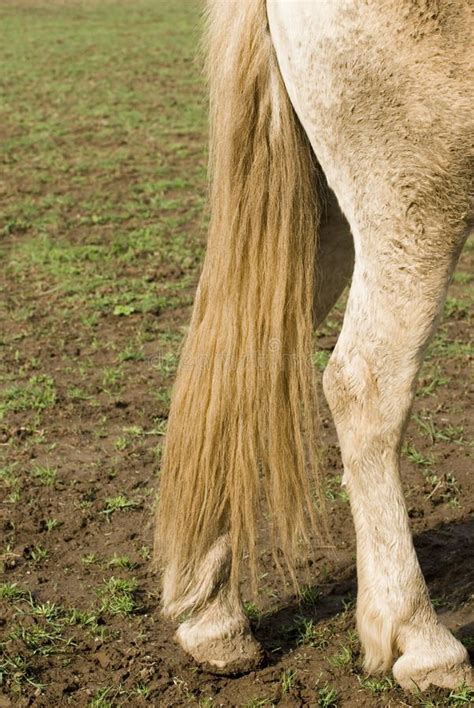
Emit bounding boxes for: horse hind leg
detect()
[269,0,473,689]
[317,105,473,694]
[313,187,354,326]
[162,535,263,673]
[162,192,353,674]
[157,0,354,675]
[322,219,472,690]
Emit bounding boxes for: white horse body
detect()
[157,0,473,691]
[267,0,473,690]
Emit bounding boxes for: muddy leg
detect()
[162,535,263,673]
[163,196,353,674]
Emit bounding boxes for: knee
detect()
[323,348,414,452]
[162,534,231,619]
[322,351,377,424]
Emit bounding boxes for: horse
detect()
[155,0,473,691]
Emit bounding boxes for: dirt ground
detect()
[0,1,473,706]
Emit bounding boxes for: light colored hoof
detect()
[176,618,264,675]
[178,626,264,674]
[393,641,472,692]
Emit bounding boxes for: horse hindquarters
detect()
[268,0,473,691]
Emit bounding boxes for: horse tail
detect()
[156,0,325,613]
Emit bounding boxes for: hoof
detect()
[186,631,264,675]
[393,642,472,692]
[176,620,264,675]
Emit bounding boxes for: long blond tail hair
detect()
[156,0,325,613]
